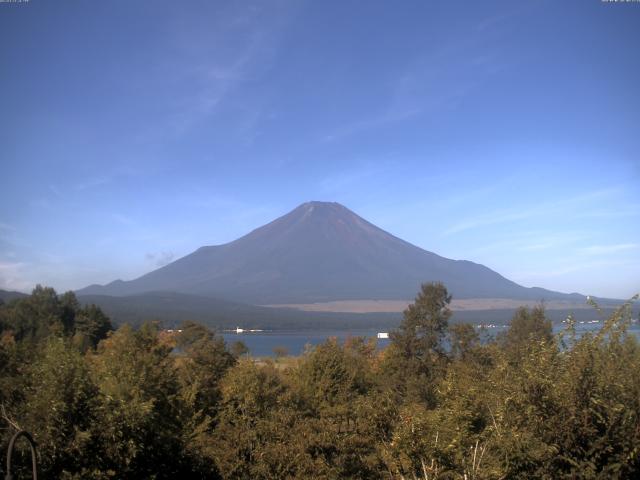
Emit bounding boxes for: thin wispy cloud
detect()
[475,3,533,33]
[48,184,63,198]
[0,261,26,271]
[464,231,588,256]
[166,3,296,137]
[514,232,589,252]
[515,259,639,280]
[0,261,30,291]
[323,12,513,143]
[30,198,54,211]
[111,213,135,226]
[323,108,422,143]
[518,242,562,252]
[444,208,535,235]
[319,163,390,192]
[145,251,175,267]
[444,189,626,236]
[75,176,111,191]
[74,167,140,193]
[178,191,251,211]
[579,243,640,256]
[171,51,254,134]
[575,204,640,219]
[441,184,500,208]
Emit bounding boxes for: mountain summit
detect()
[78,201,581,303]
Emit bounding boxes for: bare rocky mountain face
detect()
[77,201,584,305]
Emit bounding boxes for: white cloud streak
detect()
[0,261,31,291]
[145,251,175,267]
[166,3,296,137]
[443,189,628,236]
[322,9,519,143]
[579,243,640,256]
[111,213,135,226]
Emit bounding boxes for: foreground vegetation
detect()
[1,284,639,479]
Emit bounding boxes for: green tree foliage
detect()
[22,338,99,477]
[73,304,113,350]
[288,338,387,479]
[59,291,81,334]
[174,320,236,468]
[0,287,115,478]
[500,304,553,352]
[393,282,452,356]
[448,322,481,361]
[0,286,112,347]
[175,321,236,411]
[383,282,452,405]
[213,339,389,479]
[3,285,64,341]
[0,330,27,454]
[295,338,371,414]
[1,285,639,478]
[87,322,194,478]
[213,359,292,479]
[176,321,236,393]
[229,340,249,358]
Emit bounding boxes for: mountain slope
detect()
[0,289,29,303]
[77,201,584,303]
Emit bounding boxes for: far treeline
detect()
[0,283,639,479]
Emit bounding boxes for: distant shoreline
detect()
[263,297,615,314]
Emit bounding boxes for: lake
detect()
[222,329,391,357]
[222,321,640,357]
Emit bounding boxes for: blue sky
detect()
[1,0,638,299]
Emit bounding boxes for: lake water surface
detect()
[222,322,640,357]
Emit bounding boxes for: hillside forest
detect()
[0,283,639,479]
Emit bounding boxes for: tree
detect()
[273,345,289,359]
[500,305,553,357]
[230,340,249,358]
[0,287,113,350]
[383,282,452,405]
[295,338,372,414]
[3,285,63,342]
[290,339,385,478]
[392,282,452,357]
[73,303,113,350]
[448,322,480,361]
[59,291,80,335]
[88,323,194,478]
[212,360,289,479]
[175,321,236,417]
[22,338,100,478]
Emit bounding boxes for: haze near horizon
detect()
[1,1,639,299]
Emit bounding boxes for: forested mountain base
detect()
[1,284,639,479]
